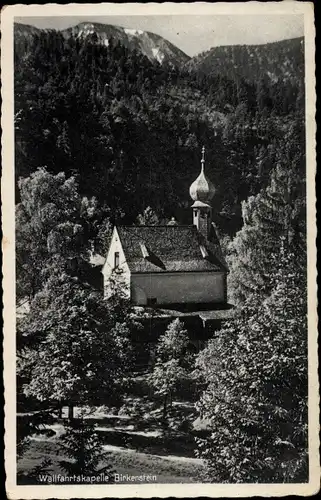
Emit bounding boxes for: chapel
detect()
[102,148,228,307]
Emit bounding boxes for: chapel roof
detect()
[116,224,228,274]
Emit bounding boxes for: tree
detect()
[16,168,97,300]
[149,319,192,422]
[195,244,308,483]
[136,206,160,226]
[17,263,137,419]
[227,119,306,306]
[58,417,114,481]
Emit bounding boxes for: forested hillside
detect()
[14,25,305,239]
[185,37,304,84]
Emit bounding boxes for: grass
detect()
[17,376,207,484]
[18,440,204,484]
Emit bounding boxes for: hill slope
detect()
[14,22,41,39]
[13,25,305,238]
[185,37,304,83]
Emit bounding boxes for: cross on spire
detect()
[201,146,205,162]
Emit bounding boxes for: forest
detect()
[15,26,308,484]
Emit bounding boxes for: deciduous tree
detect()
[195,245,308,483]
[17,264,138,419]
[149,319,193,422]
[16,168,96,300]
[136,206,160,226]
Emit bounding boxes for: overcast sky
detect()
[15,14,304,56]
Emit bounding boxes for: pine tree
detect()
[14,28,305,232]
[227,117,305,306]
[58,418,114,481]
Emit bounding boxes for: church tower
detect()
[189,147,215,240]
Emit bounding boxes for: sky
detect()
[15,14,304,56]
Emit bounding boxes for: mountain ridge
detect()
[14,21,304,83]
[14,21,190,67]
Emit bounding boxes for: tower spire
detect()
[189,147,215,206]
[189,147,215,240]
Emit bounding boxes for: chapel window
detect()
[114,251,120,269]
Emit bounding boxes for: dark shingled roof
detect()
[117,224,228,273]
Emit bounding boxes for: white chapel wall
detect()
[131,272,225,305]
[102,228,130,299]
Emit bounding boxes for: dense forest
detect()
[15,23,308,484]
[14,24,305,239]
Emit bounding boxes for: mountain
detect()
[14,23,42,48]
[63,22,190,66]
[14,21,190,67]
[14,22,303,79]
[14,22,41,39]
[185,37,304,84]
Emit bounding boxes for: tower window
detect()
[114,251,120,269]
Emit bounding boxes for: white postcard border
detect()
[2,2,318,498]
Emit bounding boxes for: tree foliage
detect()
[14,28,307,482]
[58,418,114,480]
[16,168,98,300]
[227,117,306,305]
[195,245,308,482]
[136,206,160,226]
[149,319,193,421]
[17,264,138,414]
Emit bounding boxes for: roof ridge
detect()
[117,224,196,228]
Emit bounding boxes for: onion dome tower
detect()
[189,147,215,240]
